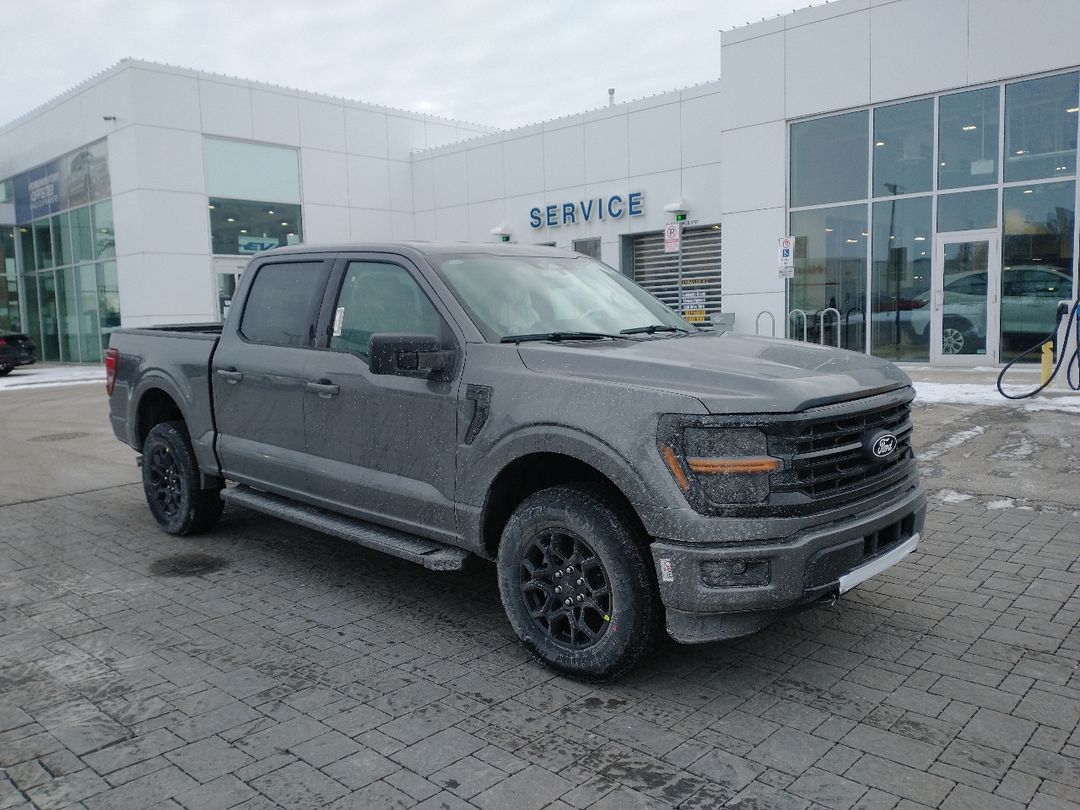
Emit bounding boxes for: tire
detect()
[142,420,223,535]
[0,365,12,376]
[496,484,661,681]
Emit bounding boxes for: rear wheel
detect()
[496,485,661,681]
[0,365,12,376]
[142,420,223,535]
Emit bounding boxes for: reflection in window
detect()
[871,196,931,361]
[1005,73,1078,182]
[209,198,303,256]
[331,263,445,356]
[790,111,868,207]
[937,189,998,232]
[33,220,53,269]
[1001,181,1075,360]
[205,139,301,203]
[789,205,867,351]
[92,201,115,259]
[873,99,933,197]
[0,228,18,331]
[939,88,999,190]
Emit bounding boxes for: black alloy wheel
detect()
[148,443,184,522]
[520,530,612,649]
[141,420,223,536]
[497,484,661,681]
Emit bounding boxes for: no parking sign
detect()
[778,236,794,278]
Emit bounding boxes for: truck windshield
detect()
[430,254,693,341]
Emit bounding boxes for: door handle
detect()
[216,368,243,384]
[305,380,340,398]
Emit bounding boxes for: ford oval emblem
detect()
[864,430,898,460]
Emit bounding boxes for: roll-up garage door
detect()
[631,225,721,324]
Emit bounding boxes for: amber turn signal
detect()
[658,443,691,492]
[687,457,780,474]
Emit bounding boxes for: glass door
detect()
[931,230,1000,365]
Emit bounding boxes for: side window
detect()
[329,261,447,356]
[240,261,326,347]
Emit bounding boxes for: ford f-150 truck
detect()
[107,242,925,680]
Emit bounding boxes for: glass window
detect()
[1005,73,1079,182]
[572,237,601,259]
[33,220,53,269]
[57,266,80,361]
[96,261,121,353]
[939,88,1000,190]
[873,99,933,197]
[75,264,101,363]
[937,189,998,231]
[1000,181,1075,360]
[330,262,447,356]
[790,111,869,207]
[19,226,36,273]
[92,201,115,259]
[239,261,326,347]
[71,207,94,264]
[37,272,59,361]
[788,204,868,351]
[23,271,40,351]
[52,214,71,267]
[209,198,303,256]
[0,228,18,331]
[205,138,301,203]
[871,196,932,361]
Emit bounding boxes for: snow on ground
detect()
[919,425,986,461]
[913,381,1080,414]
[0,365,105,391]
[936,489,974,503]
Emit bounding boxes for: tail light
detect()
[105,347,119,396]
[0,336,7,345]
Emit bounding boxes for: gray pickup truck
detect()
[107,242,925,680]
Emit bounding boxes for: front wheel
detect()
[142,420,223,535]
[496,485,661,681]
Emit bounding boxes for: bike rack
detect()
[819,307,841,348]
[755,310,775,337]
[788,309,808,342]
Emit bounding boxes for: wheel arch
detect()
[479,449,650,560]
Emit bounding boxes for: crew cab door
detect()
[212,257,332,495]
[303,256,462,540]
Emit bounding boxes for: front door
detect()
[932,231,1000,365]
[303,257,461,541]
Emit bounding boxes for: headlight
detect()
[659,427,780,506]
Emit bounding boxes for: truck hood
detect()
[516,332,911,413]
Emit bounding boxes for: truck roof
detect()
[252,241,581,260]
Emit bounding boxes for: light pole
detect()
[664,198,690,314]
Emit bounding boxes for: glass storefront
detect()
[0,228,19,332]
[7,139,120,362]
[789,71,1078,364]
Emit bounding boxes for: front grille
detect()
[765,394,915,511]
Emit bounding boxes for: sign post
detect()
[665,219,685,312]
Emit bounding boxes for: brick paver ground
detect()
[2,470,1079,807]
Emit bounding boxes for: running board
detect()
[221,486,470,571]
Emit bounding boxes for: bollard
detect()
[1041,341,1053,386]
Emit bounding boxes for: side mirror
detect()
[368,333,455,378]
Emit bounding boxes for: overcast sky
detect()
[1,0,807,130]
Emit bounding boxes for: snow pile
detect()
[913,381,1080,414]
[0,365,105,391]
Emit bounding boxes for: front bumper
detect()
[650,483,926,643]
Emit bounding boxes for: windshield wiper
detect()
[500,331,624,343]
[619,324,691,335]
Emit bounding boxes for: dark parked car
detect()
[107,242,924,680]
[0,331,36,375]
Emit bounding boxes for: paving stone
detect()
[249,761,348,809]
[388,727,484,776]
[748,727,833,775]
[959,708,1036,754]
[82,765,200,810]
[164,736,254,783]
[321,747,401,789]
[788,767,867,810]
[288,730,363,768]
[472,765,572,810]
[940,784,1025,810]
[841,724,942,770]
[844,754,954,806]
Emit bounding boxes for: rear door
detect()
[302,255,462,541]
[213,256,332,495]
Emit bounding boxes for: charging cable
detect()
[996,299,1080,399]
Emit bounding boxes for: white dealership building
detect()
[1,0,1077,366]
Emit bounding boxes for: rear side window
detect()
[240,261,325,346]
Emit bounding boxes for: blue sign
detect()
[15,160,64,223]
[530,192,643,229]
